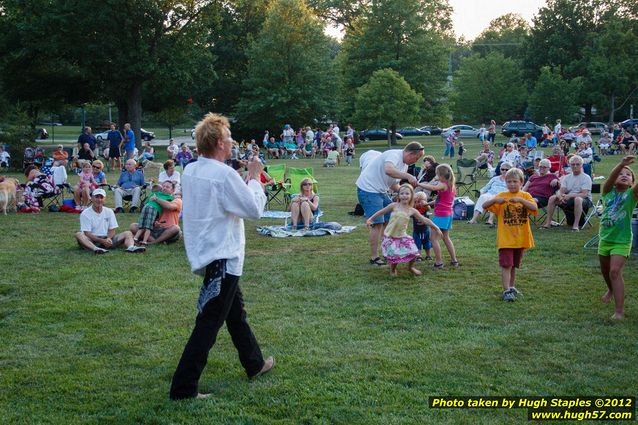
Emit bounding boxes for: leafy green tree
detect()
[450,52,526,123]
[0,0,216,147]
[204,0,270,115]
[581,19,638,124]
[524,0,632,120]
[527,67,581,124]
[353,68,422,146]
[338,0,452,125]
[0,0,95,127]
[236,0,336,134]
[472,13,530,62]
[151,106,190,139]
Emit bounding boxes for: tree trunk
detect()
[390,122,397,146]
[117,100,128,131]
[608,93,615,127]
[126,81,143,149]
[583,103,593,122]
[168,125,173,139]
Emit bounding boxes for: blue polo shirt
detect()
[124,130,135,152]
[107,130,123,149]
[526,136,537,149]
[117,170,145,189]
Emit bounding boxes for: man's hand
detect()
[102,237,113,248]
[246,157,263,181]
[406,175,418,187]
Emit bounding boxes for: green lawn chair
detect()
[456,158,478,197]
[265,163,289,209]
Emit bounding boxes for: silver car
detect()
[441,124,480,138]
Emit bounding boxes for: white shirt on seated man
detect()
[75,188,146,254]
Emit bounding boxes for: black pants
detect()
[169,269,264,400]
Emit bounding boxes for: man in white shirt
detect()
[542,155,592,231]
[170,113,274,400]
[74,188,145,254]
[356,142,424,266]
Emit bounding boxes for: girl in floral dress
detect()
[366,184,442,277]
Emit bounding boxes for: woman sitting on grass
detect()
[289,178,319,230]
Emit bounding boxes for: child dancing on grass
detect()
[413,191,433,261]
[366,184,441,277]
[419,164,459,269]
[483,168,538,302]
[597,156,638,319]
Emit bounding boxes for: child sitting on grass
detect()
[412,191,433,261]
[483,168,538,302]
[366,184,441,277]
[134,181,175,245]
[598,156,638,320]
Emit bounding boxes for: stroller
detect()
[23,147,36,171]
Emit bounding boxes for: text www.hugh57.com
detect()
[529,410,633,421]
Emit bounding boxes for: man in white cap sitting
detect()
[75,188,146,254]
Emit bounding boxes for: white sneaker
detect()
[127,245,146,253]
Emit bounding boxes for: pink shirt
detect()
[434,182,456,217]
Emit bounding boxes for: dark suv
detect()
[501,121,543,140]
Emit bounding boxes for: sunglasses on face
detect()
[302,183,312,186]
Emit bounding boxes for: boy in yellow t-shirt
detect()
[483,168,538,302]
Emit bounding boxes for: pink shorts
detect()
[499,248,524,268]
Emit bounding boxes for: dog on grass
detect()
[142,159,163,171]
[0,177,20,214]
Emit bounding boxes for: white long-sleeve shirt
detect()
[182,156,266,276]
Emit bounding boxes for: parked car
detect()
[398,127,429,136]
[501,121,543,140]
[95,128,155,142]
[441,125,480,139]
[620,119,638,129]
[419,125,442,135]
[569,122,607,134]
[360,128,404,141]
[140,128,155,141]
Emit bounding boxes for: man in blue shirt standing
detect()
[78,127,97,155]
[107,123,123,171]
[525,133,538,151]
[114,159,145,213]
[120,123,136,160]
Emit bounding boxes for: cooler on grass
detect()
[453,196,475,220]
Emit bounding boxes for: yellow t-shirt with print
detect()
[485,190,537,249]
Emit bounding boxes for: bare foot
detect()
[390,269,398,277]
[601,291,613,303]
[410,267,422,276]
[611,312,624,320]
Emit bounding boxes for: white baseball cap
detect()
[92,188,107,197]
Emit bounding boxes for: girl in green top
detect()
[598,156,638,320]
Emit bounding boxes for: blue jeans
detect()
[444,142,455,158]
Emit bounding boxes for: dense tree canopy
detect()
[338,0,452,125]
[527,67,581,124]
[451,52,526,123]
[235,0,336,133]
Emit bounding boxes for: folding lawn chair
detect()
[265,163,289,210]
[456,159,478,197]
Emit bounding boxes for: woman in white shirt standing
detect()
[170,113,274,400]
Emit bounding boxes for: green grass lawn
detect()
[1,136,636,424]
